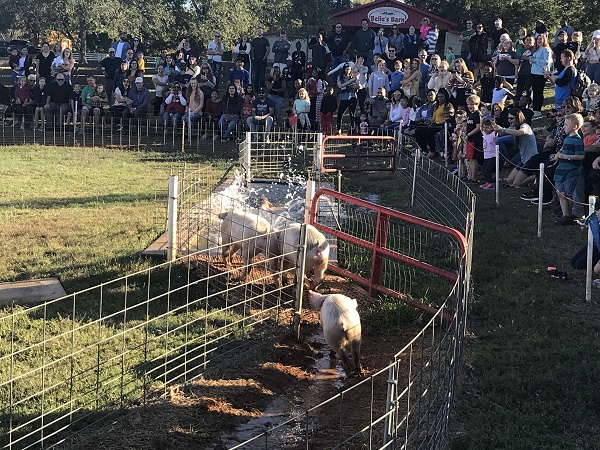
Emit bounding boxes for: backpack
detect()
[571,69,591,99]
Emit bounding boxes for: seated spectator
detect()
[174,62,192,88]
[120,77,150,130]
[110,78,132,127]
[186,55,201,78]
[204,90,222,124]
[51,48,75,84]
[68,82,82,126]
[80,76,98,127]
[240,93,253,132]
[89,84,108,134]
[44,74,72,128]
[383,90,409,134]
[198,63,216,98]
[365,87,388,127]
[584,83,600,114]
[125,59,141,83]
[182,78,204,135]
[218,84,242,140]
[415,88,451,157]
[163,82,187,129]
[247,87,274,142]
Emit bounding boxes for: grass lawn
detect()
[0,145,228,293]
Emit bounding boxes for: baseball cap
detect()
[135,77,144,83]
[27,74,36,81]
[108,48,116,53]
[258,87,267,93]
[343,63,351,69]
[594,30,600,39]
[280,29,286,35]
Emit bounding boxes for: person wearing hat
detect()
[247,86,275,142]
[228,58,251,87]
[120,77,149,130]
[554,17,574,47]
[272,30,291,72]
[585,31,600,84]
[553,30,579,75]
[100,47,123,104]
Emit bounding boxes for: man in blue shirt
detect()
[228,58,251,87]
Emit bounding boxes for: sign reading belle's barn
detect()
[368,7,409,25]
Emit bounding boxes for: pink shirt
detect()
[483,131,496,159]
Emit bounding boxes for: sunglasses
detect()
[56,78,65,81]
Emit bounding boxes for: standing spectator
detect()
[354,55,369,114]
[553,31,579,75]
[354,19,376,68]
[130,37,145,58]
[320,86,337,135]
[533,20,548,38]
[310,33,329,76]
[233,34,251,70]
[529,34,552,117]
[9,76,31,129]
[459,20,476,70]
[44,74,72,127]
[491,18,509,51]
[470,24,489,80]
[554,17,574,46]
[251,28,270,90]
[266,66,287,127]
[428,61,451,92]
[386,46,401,72]
[31,77,48,131]
[425,23,439,57]
[584,30,600,84]
[111,33,131,60]
[417,50,430,99]
[516,34,535,100]
[120,77,150,130]
[207,32,224,83]
[51,48,75,84]
[272,30,291,72]
[368,60,390,97]
[492,39,519,84]
[155,49,169,68]
[99,47,123,104]
[403,26,420,60]
[388,26,404,58]
[336,63,358,133]
[123,48,135,65]
[514,27,527,56]
[374,28,389,56]
[34,43,55,83]
[228,58,251,88]
[291,41,306,82]
[176,39,198,64]
[328,24,349,77]
[547,50,578,109]
[185,55,201,78]
[152,64,169,115]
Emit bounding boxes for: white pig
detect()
[309,290,362,377]
[279,223,329,290]
[218,209,279,281]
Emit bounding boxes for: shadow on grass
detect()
[0,193,158,210]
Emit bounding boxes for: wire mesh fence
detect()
[0,131,474,449]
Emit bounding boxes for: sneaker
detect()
[530,197,552,206]
[532,111,542,118]
[575,216,587,226]
[520,191,538,201]
[479,182,490,189]
[482,183,495,190]
[555,215,574,226]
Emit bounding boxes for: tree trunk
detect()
[79,27,87,64]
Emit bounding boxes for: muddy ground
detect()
[65,264,423,450]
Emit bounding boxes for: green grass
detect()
[0,145,228,292]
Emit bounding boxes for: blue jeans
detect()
[268,94,284,127]
[183,112,202,133]
[163,111,182,128]
[247,116,273,136]
[210,60,222,86]
[587,63,600,84]
[495,134,515,165]
[461,51,473,71]
[218,114,240,136]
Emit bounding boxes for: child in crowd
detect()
[90,84,108,133]
[32,77,48,131]
[320,86,337,135]
[137,51,145,74]
[404,95,422,136]
[585,83,600,115]
[479,103,492,120]
[465,94,483,183]
[292,87,311,131]
[480,118,497,189]
[389,60,404,93]
[582,117,597,146]
[9,76,31,129]
[445,46,455,66]
[9,48,20,86]
[233,78,244,96]
[241,94,253,131]
[398,96,410,125]
[491,76,514,106]
[553,113,585,225]
[68,83,82,127]
[358,113,370,135]
[452,111,468,179]
[473,62,494,104]
[379,100,393,129]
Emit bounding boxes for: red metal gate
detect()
[309,188,467,317]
